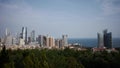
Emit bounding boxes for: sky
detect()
[0,0,120,38]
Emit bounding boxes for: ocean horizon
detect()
[68,38,120,48]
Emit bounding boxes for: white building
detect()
[97,33,104,48]
[19,38,25,45]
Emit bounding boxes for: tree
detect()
[0,45,10,68]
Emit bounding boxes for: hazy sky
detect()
[0,0,120,38]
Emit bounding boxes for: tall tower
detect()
[5,28,8,36]
[31,30,35,42]
[46,36,49,47]
[49,36,55,47]
[25,27,27,44]
[4,28,13,46]
[22,27,27,44]
[103,30,112,49]
[38,35,44,47]
[97,33,104,48]
[5,28,10,37]
[55,39,61,48]
[62,35,68,47]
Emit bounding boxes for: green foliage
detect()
[0,45,11,68]
[0,47,120,68]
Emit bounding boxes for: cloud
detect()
[0,0,33,21]
[0,0,120,38]
[97,0,120,15]
[0,0,33,11]
[0,3,18,9]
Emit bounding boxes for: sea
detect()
[68,38,120,48]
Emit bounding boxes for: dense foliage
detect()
[0,46,120,68]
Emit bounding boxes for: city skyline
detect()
[0,0,120,38]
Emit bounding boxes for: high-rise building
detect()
[55,39,62,48]
[59,39,63,48]
[38,35,44,47]
[49,36,55,47]
[31,30,35,42]
[3,28,13,46]
[46,36,49,47]
[5,28,8,36]
[55,39,60,48]
[19,38,25,45]
[97,30,112,49]
[97,33,104,48]
[25,27,27,44]
[15,33,20,45]
[38,35,55,48]
[5,36,13,46]
[12,37,17,45]
[21,27,27,44]
[4,32,13,46]
[43,36,47,47]
[62,35,68,47]
[28,37,31,44]
[38,35,49,47]
[0,37,1,43]
[103,30,112,48]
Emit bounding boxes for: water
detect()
[68,38,120,48]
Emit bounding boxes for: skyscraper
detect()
[55,39,62,48]
[0,37,1,42]
[49,36,55,47]
[97,33,104,48]
[5,35,13,46]
[46,36,49,47]
[103,30,112,49]
[16,33,20,45]
[43,36,47,47]
[4,29,13,46]
[28,37,31,44]
[5,28,8,36]
[21,27,27,44]
[31,30,35,42]
[25,27,27,44]
[38,35,55,48]
[62,35,68,47]
[55,39,60,48]
[38,35,44,47]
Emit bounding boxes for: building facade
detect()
[62,35,68,47]
[97,33,104,48]
[21,27,27,44]
[104,32,112,49]
[31,30,35,42]
[97,29,112,49]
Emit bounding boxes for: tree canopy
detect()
[0,47,120,68]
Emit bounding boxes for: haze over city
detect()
[0,0,120,38]
[1,1,120,68]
